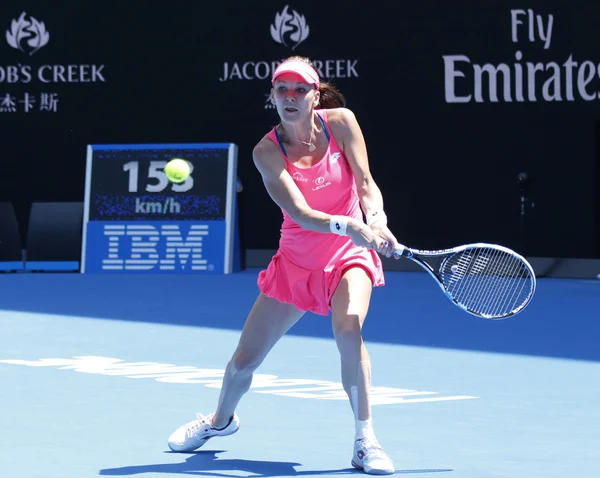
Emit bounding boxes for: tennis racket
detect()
[393,243,536,319]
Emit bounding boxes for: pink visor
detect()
[271,60,320,89]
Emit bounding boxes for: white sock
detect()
[355,418,375,441]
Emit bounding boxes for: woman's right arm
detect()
[252,139,381,249]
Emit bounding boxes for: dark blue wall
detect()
[0,1,598,258]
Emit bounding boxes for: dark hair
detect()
[281,56,346,109]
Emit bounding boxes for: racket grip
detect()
[393,245,407,259]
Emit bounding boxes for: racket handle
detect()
[393,245,407,259]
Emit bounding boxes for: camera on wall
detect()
[516,172,531,192]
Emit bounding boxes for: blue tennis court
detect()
[1,270,598,478]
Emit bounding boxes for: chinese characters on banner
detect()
[2,11,106,115]
[0,93,59,112]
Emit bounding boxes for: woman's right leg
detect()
[211,292,305,427]
[168,293,304,451]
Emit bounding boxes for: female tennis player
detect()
[167,56,400,475]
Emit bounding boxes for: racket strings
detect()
[470,250,520,313]
[441,247,534,318]
[460,250,530,317]
[457,250,528,316]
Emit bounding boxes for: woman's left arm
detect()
[328,108,400,257]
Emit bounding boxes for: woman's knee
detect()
[332,314,363,353]
[228,349,263,376]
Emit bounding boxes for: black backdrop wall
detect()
[1,0,598,259]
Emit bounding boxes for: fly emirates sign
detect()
[443,8,600,104]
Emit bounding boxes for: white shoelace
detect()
[185,413,211,438]
[359,438,388,461]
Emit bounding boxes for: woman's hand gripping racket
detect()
[393,243,536,319]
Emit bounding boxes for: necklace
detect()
[279,122,316,152]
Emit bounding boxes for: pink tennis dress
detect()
[257,109,385,316]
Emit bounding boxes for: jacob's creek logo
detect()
[219,5,358,82]
[1,11,107,113]
[444,8,600,103]
[270,5,309,50]
[5,12,49,55]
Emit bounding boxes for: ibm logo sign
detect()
[102,224,210,271]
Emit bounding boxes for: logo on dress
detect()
[292,172,308,183]
[330,152,341,163]
[312,176,332,191]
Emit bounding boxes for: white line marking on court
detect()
[0,356,479,405]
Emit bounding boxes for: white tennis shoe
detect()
[168,412,240,452]
[351,438,395,475]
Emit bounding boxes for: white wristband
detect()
[330,216,348,236]
[366,210,387,227]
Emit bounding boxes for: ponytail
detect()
[317,81,346,109]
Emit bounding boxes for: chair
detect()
[25,202,83,271]
[0,202,24,271]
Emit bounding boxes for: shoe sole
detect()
[351,459,395,475]
[168,424,240,453]
[168,436,210,453]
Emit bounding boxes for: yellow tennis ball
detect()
[164,158,190,183]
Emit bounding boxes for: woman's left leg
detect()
[330,266,394,475]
